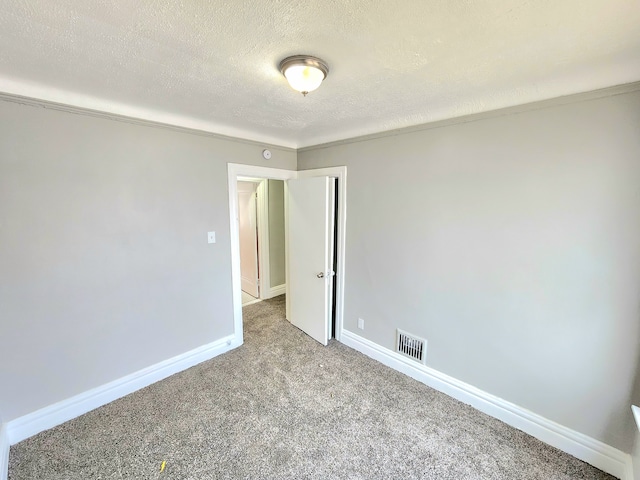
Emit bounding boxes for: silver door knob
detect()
[317,272,324,278]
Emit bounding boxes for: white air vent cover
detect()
[396,329,427,364]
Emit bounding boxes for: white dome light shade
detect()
[284,65,325,94]
[279,56,329,96]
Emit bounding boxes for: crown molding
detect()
[0,91,296,152]
[2,80,639,154]
[298,81,640,152]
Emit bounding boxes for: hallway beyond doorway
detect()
[241,290,260,306]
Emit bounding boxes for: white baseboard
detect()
[340,329,632,480]
[242,298,263,307]
[263,283,286,299]
[0,423,9,480]
[7,334,238,446]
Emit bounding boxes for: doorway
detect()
[227,163,347,347]
[237,177,287,306]
[238,180,260,303]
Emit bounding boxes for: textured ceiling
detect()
[1,0,639,148]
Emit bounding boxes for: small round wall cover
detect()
[262,149,272,160]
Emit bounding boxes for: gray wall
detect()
[0,101,296,422]
[267,180,285,287]
[298,90,640,452]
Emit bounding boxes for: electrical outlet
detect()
[208,231,216,244]
[357,318,365,330]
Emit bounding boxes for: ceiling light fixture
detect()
[279,55,329,96]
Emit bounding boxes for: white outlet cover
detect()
[208,231,216,244]
[358,318,365,330]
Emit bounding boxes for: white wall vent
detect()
[396,329,427,364]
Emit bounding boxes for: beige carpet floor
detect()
[8,295,615,479]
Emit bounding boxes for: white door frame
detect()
[227,163,347,346]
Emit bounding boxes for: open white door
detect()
[287,176,336,345]
[238,181,259,298]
